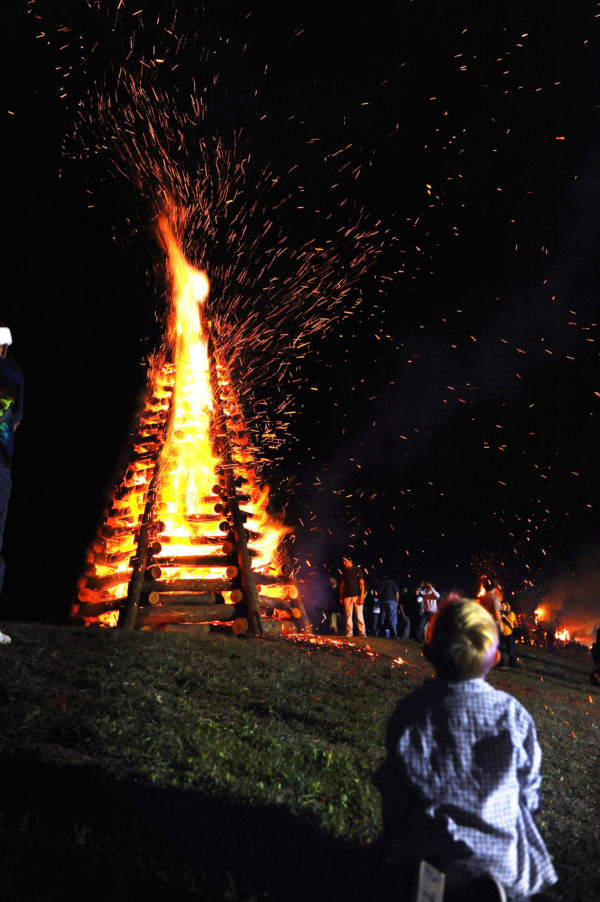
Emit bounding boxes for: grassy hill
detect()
[0,622,597,901]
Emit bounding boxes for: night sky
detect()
[3,2,599,639]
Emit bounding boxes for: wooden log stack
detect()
[71,332,311,636]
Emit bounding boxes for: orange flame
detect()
[77,208,296,623]
[152,216,224,581]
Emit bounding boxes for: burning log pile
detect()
[72,216,309,636]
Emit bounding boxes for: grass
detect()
[0,621,597,901]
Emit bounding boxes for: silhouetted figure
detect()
[322,576,341,634]
[400,587,419,639]
[339,555,366,637]
[415,581,439,642]
[377,574,400,638]
[0,325,24,645]
[364,585,381,637]
[499,602,519,668]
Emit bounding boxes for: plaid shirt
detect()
[375,677,557,897]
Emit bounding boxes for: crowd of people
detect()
[320,560,522,669]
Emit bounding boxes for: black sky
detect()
[3,2,599,636]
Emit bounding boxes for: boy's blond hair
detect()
[425,599,499,679]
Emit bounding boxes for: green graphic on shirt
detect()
[0,396,14,443]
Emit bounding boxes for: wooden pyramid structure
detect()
[72,217,309,636]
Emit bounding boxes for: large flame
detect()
[77,210,296,626]
[153,216,225,581]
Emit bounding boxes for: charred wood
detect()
[84,572,132,591]
[135,604,237,627]
[258,595,299,613]
[75,600,124,618]
[101,523,139,539]
[147,592,217,606]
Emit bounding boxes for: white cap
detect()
[0,327,12,346]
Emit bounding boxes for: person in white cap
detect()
[0,323,24,644]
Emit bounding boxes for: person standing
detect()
[416,581,440,642]
[374,600,557,901]
[500,601,519,667]
[377,574,400,638]
[0,325,24,645]
[323,576,341,635]
[339,554,366,637]
[401,586,419,639]
[364,583,381,637]
[396,595,411,640]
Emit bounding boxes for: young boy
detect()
[374,599,557,902]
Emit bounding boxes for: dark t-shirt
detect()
[0,357,24,468]
[377,579,399,602]
[340,565,364,598]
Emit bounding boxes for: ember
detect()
[72,211,309,636]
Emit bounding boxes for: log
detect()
[119,390,174,630]
[153,554,233,568]
[84,571,132,591]
[142,578,234,593]
[102,523,139,539]
[157,535,230,548]
[280,553,311,632]
[77,586,102,603]
[75,600,124,618]
[141,407,169,418]
[231,617,249,635]
[146,564,163,580]
[135,603,237,627]
[206,327,262,637]
[147,591,217,606]
[126,450,157,465]
[109,493,146,512]
[155,496,220,509]
[261,607,292,621]
[87,549,134,571]
[132,441,160,454]
[258,595,296,611]
[93,547,134,563]
[115,475,153,498]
